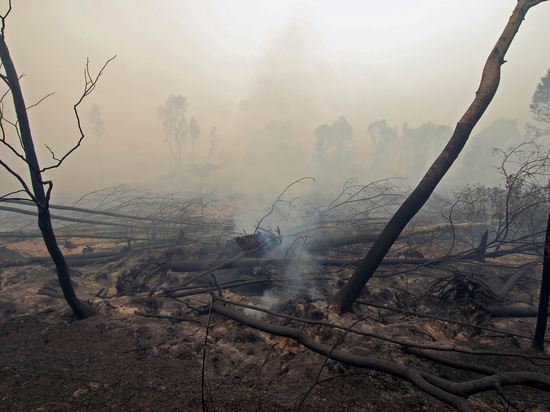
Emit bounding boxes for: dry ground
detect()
[1,236,550,411]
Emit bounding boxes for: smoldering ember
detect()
[2,1,550,412]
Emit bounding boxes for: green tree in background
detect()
[158,94,188,174]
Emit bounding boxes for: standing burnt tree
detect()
[0,4,114,319]
[530,69,550,350]
[533,213,550,351]
[332,0,548,313]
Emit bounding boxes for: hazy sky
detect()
[1,0,549,196]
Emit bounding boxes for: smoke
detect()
[444,118,523,188]
[2,2,549,248]
[243,290,280,318]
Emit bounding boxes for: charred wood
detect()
[165,257,428,273]
[212,298,550,412]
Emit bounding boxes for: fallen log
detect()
[166,256,428,272]
[497,258,542,299]
[0,205,140,228]
[307,222,490,253]
[488,304,550,318]
[2,198,176,223]
[0,250,132,268]
[211,299,470,411]
[0,231,157,242]
[212,297,550,412]
[166,243,537,275]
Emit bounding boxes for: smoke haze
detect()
[1,1,549,201]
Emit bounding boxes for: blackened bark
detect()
[0,31,94,318]
[471,230,488,262]
[532,212,550,351]
[332,0,548,313]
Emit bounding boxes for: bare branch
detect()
[0,157,36,202]
[0,0,12,37]
[0,188,27,201]
[254,176,315,234]
[26,91,55,110]
[41,55,116,172]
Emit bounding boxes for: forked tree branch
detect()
[41,55,116,171]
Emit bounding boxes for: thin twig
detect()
[202,296,214,412]
[295,318,362,411]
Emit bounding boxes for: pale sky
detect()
[1,0,549,196]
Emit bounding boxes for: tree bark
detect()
[532,211,550,351]
[489,304,550,318]
[212,297,550,412]
[471,230,488,262]
[331,0,548,313]
[165,256,428,272]
[0,32,94,318]
[307,222,487,253]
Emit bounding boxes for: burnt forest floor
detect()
[1,236,550,411]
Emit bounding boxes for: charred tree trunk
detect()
[533,211,550,351]
[332,0,548,313]
[0,29,94,318]
[471,230,488,262]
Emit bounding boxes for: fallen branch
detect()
[488,304,550,318]
[211,298,550,412]
[212,299,471,411]
[0,230,176,243]
[0,250,133,268]
[497,258,542,299]
[0,205,142,228]
[211,296,544,350]
[168,279,282,298]
[1,198,178,223]
[356,301,535,340]
[37,288,64,299]
[166,256,428,273]
[404,347,498,376]
[306,222,489,253]
[134,310,204,325]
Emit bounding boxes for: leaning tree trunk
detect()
[532,211,550,351]
[0,32,94,318]
[332,0,548,313]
